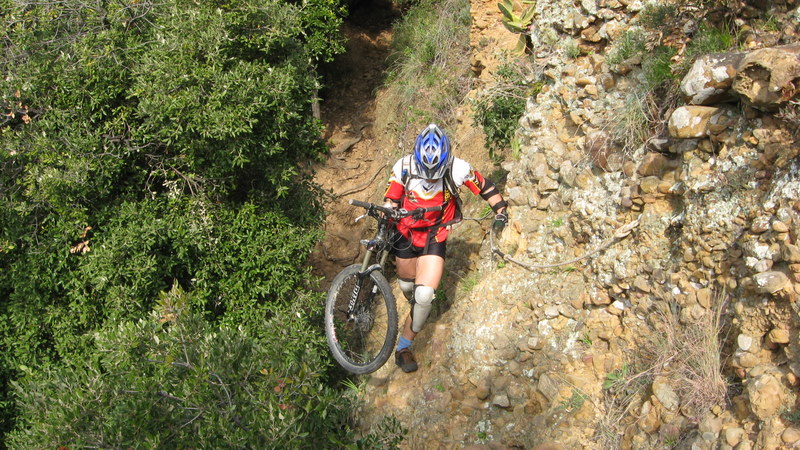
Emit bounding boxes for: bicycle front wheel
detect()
[325,264,398,374]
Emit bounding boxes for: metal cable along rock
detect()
[490,215,642,270]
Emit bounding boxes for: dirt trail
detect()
[310,0,401,287]
[310,0,517,291]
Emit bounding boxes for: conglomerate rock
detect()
[357,0,800,448]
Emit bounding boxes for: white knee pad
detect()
[411,285,435,333]
[398,278,415,301]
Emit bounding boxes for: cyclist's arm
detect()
[478,176,507,214]
[383,158,405,209]
[453,159,507,215]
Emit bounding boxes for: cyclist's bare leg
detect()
[398,255,444,340]
[395,256,417,280]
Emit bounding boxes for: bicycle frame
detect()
[350,219,394,314]
[324,200,444,374]
[349,199,443,278]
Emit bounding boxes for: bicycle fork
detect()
[347,248,390,319]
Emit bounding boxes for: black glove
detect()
[492,212,508,234]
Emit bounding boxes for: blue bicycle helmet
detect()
[413,124,452,180]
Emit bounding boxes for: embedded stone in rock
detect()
[538,176,560,193]
[782,243,800,263]
[750,215,771,233]
[668,106,732,139]
[752,271,789,294]
[530,165,549,185]
[508,186,528,207]
[772,221,790,233]
[698,414,723,440]
[783,428,800,445]
[747,372,785,419]
[537,374,560,404]
[492,393,511,408]
[559,160,577,186]
[632,276,650,293]
[680,52,744,105]
[750,259,773,273]
[639,176,661,195]
[736,350,761,368]
[581,0,598,15]
[528,336,546,350]
[607,300,625,315]
[599,73,616,90]
[637,152,670,177]
[476,380,491,400]
[732,44,800,109]
[637,400,660,433]
[652,376,680,412]
[737,334,755,351]
[544,306,560,318]
[767,328,790,345]
[725,427,745,447]
[581,26,603,43]
[591,290,612,305]
[696,287,712,309]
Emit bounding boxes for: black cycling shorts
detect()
[392,232,447,259]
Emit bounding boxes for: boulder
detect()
[537,374,560,404]
[783,428,800,445]
[667,106,732,139]
[752,271,789,294]
[637,400,660,433]
[747,372,785,419]
[637,152,671,177]
[652,376,680,412]
[680,52,744,105]
[732,44,800,109]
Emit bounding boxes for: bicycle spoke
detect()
[326,263,398,374]
[331,273,390,366]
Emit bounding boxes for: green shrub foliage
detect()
[8,285,355,448]
[0,0,346,439]
[473,62,540,158]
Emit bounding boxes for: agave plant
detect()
[498,0,536,54]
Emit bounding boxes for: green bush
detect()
[638,3,677,31]
[8,285,355,448]
[674,23,737,77]
[473,62,542,158]
[0,0,344,438]
[642,45,677,89]
[610,91,656,154]
[606,29,647,66]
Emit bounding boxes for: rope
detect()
[490,215,641,271]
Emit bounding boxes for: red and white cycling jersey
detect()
[384,155,486,247]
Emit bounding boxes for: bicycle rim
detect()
[325,264,397,374]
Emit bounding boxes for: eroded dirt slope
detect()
[310,0,401,287]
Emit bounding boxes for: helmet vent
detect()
[413,124,452,180]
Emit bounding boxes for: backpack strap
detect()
[400,157,463,231]
[442,164,462,226]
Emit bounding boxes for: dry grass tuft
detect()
[374,0,472,151]
[657,295,729,420]
[594,292,730,446]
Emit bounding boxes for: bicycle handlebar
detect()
[349,199,443,220]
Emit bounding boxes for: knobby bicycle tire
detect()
[325,264,398,374]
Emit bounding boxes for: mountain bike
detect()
[324,199,442,374]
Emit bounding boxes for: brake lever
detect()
[355,212,368,223]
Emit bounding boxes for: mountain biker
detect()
[383,123,508,373]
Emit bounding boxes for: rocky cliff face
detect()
[356,0,800,448]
